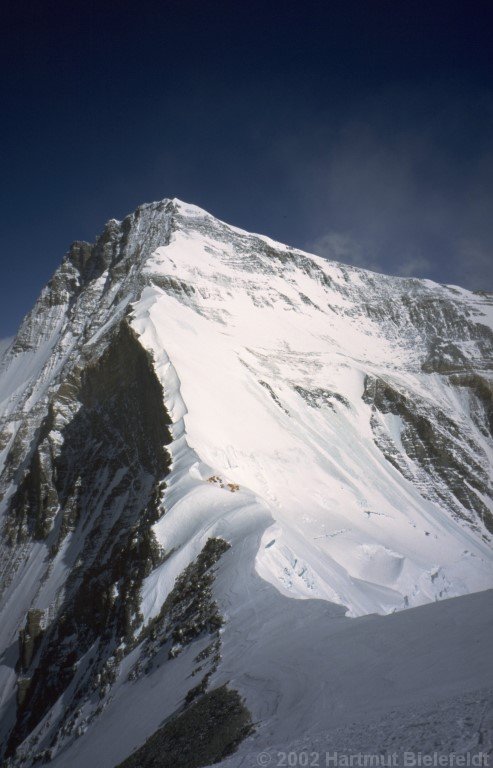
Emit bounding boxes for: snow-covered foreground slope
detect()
[0,198,492,765]
[44,567,493,768]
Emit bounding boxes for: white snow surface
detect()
[129,201,493,619]
[0,198,492,765]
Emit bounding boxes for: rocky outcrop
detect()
[6,322,173,755]
[363,374,492,534]
[18,610,45,671]
[129,538,229,682]
[116,686,253,768]
[449,373,493,436]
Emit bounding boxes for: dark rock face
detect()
[18,610,45,671]
[449,373,493,436]
[129,538,230,685]
[6,537,235,765]
[116,686,253,768]
[7,199,175,357]
[5,322,173,755]
[363,375,493,534]
[294,385,349,411]
[0,201,177,593]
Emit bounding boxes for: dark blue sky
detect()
[1,0,492,337]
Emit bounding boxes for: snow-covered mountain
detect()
[0,199,492,766]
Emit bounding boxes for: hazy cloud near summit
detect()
[280,87,493,289]
[308,231,432,279]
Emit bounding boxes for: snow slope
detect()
[132,200,493,617]
[0,198,492,765]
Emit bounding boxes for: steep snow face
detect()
[0,196,492,620]
[0,198,492,765]
[131,200,493,617]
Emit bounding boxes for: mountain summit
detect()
[0,199,492,765]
